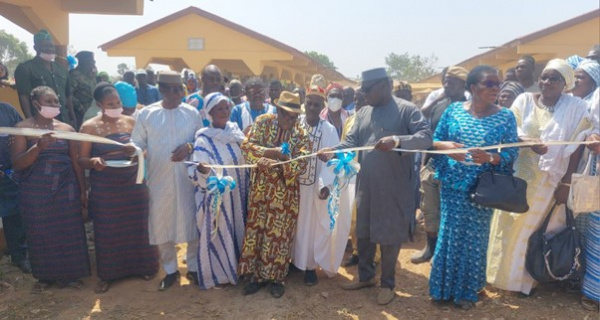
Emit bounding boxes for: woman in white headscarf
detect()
[487,59,593,296]
[186,92,248,289]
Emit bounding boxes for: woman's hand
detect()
[587,134,600,155]
[90,157,107,171]
[121,143,137,157]
[263,148,289,161]
[554,184,570,204]
[171,143,191,162]
[434,141,465,162]
[257,157,276,170]
[469,149,493,165]
[36,132,56,151]
[196,162,210,174]
[318,187,330,200]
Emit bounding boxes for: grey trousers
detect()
[357,238,401,289]
[420,164,440,233]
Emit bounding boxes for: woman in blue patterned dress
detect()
[429,65,519,310]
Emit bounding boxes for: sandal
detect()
[94,280,110,294]
[58,280,85,290]
[31,280,51,294]
[582,296,599,311]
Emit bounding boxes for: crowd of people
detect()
[0,29,599,312]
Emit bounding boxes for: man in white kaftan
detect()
[131,71,203,290]
[293,79,349,285]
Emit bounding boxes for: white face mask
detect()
[38,106,61,119]
[104,107,123,118]
[327,97,343,112]
[39,52,56,62]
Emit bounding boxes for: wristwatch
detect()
[392,135,400,148]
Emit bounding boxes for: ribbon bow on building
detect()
[326,151,360,230]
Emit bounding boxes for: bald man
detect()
[185,64,224,127]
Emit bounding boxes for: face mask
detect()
[38,106,60,119]
[39,52,56,62]
[104,107,123,118]
[327,97,343,112]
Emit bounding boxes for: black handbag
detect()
[525,202,584,283]
[470,168,529,213]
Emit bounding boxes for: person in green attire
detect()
[70,51,97,128]
[14,30,75,126]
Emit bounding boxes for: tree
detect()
[117,63,131,75]
[385,52,438,82]
[0,29,33,76]
[304,51,337,70]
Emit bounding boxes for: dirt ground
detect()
[0,222,598,320]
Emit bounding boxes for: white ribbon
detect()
[0,127,145,184]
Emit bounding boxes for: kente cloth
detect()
[237,114,311,282]
[131,102,201,245]
[89,132,159,281]
[187,123,248,289]
[429,103,519,303]
[15,139,90,281]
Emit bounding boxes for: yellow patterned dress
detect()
[238,114,311,282]
[487,93,591,294]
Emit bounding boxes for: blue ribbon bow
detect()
[206,174,236,240]
[280,142,291,156]
[326,151,360,230]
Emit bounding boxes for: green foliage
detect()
[385,52,438,82]
[0,29,33,77]
[305,51,337,70]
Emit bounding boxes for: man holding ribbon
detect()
[131,71,202,291]
[238,91,311,298]
[321,68,432,305]
[293,75,344,286]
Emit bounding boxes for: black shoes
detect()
[343,254,359,267]
[270,282,285,298]
[186,271,199,285]
[304,270,318,286]
[158,271,180,291]
[243,281,266,295]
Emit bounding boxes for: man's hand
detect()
[374,136,397,152]
[318,187,330,200]
[171,143,190,162]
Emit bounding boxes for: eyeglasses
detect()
[539,75,564,84]
[160,85,185,94]
[479,80,501,88]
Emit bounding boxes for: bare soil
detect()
[0,222,598,320]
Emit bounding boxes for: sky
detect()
[1,0,598,79]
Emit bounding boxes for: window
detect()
[188,38,205,51]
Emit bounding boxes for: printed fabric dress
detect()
[16,139,90,282]
[186,123,248,289]
[238,114,311,282]
[429,103,518,303]
[89,133,159,281]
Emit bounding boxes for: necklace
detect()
[537,96,556,113]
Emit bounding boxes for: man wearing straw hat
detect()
[321,68,432,305]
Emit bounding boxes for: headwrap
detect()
[566,55,584,69]
[445,66,468,81]
[33,29,52,44]
[114,81,138,109]
[393,81,412,92]
[543,59,575,90]
[499,81,525,98]
[326,82,344,94]
[577,59,600,87]
[204,92,231,123]
[306,74,327,98]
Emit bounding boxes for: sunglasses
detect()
[479,80,501,88]
[161,85,185,94]
[539,75,564,84]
